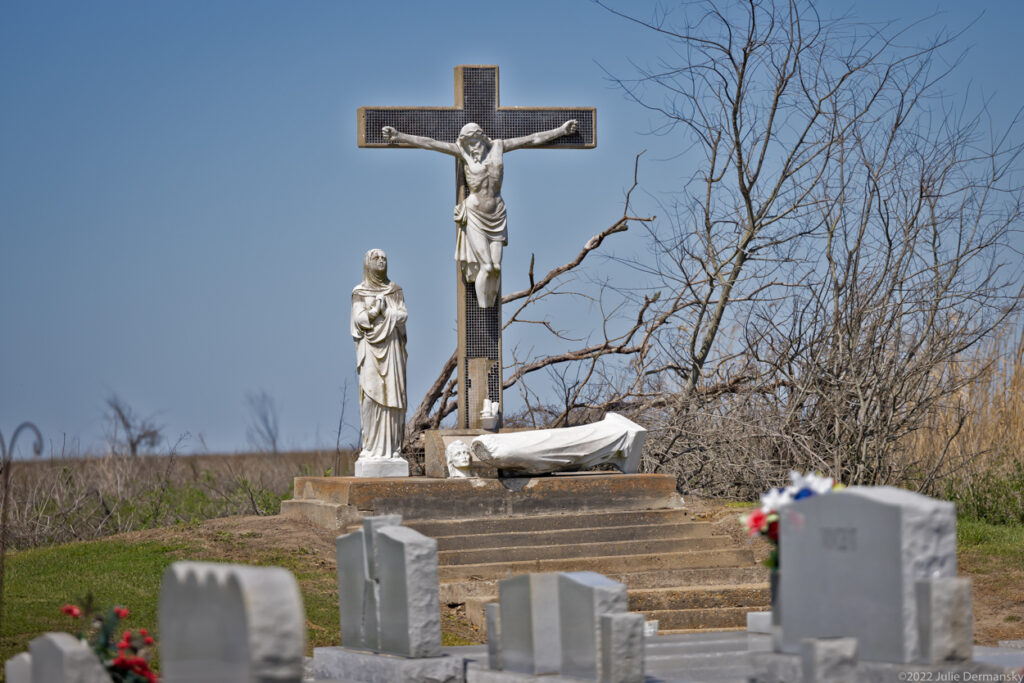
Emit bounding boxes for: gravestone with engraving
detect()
[778,487,960,663]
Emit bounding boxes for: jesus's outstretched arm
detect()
[503,119,578,151]
[381,126,460,156]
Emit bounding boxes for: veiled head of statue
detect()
[362,249,389,288]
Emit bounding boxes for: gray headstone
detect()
[4,652,32,683]
[498,573,561,674]
[916,577,973,663]
[159,561,306,683]
[558,571,628,680]
[336,514,402,651]
[29,632,111,683]
[485,603,502,670]
[336,529,371,649]
[779,487,956,663]
[376,525,443,658]
[800,637,858,683]
[334,514,444,659]
[599,613,645,683]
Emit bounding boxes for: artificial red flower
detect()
[745,509,767,535]
[139,628,148,636]
[765,520,780,542]
[114,606,129,619]
[60,604,82,618]
[144,636,154,645]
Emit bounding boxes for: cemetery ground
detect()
[1,489,1022,675]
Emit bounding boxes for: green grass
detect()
[957,515,1024,563]
[0,534,346,672]
[1,539,191,671]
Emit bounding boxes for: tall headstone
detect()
[557,571,631,681]
[497,573,561,674]
[158,562,306,683]
[334,515,442,657]
[358,65,596,429]
[476,570,645,683]
[778,486,958,663]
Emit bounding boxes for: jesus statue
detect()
[381,119,578,308]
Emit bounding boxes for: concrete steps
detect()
[284,473,770,637]
[413,507,769,636]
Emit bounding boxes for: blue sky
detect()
[2,0,1022,455]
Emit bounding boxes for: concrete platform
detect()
[280,473,684,529]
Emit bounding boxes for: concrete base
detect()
[280,474,685,530]
[354,457,409,478]
[311,646,463,682]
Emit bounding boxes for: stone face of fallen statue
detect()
[451,413,647,476]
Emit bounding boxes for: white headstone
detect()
[28,632,110,683]
[158,561,306,683]
[557,571,630,680]
[4,652,32,683]
[498,573,561,674]
[334,515,442,658]
[779,486,957,663]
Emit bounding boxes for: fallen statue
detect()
[447,413,647,476]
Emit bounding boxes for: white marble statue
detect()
[351,249,409,476]
[445,440,474,478]
[469,412,647,475]
[381,119,578,308]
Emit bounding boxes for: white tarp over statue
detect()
[468,413,647,475]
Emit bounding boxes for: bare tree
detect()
[105,394,163,457]
[597,0,1024,494]
[406,155,688,441]
[245,390,280,454]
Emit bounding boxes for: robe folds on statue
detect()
[469,412,647,475]
[351,280,407,459]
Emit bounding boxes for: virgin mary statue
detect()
[351,249,409,476]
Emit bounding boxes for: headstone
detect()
[4,652,31,683]
[334,514,442,657]
[158,561,306,683]
[916,577,973,663]
[800,637,858,683]
[336,514,401,650]
[485,603,502,670]
[779,486,957,663]
[317,515,463,682]
[28,632,110,683]
[558,571,629,680]
[481,570,645,682]
[377,525,443,657]
[497,573,561,674]
[600,613,645,683]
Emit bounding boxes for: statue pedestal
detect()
[354,457,410,478]
[279,474,684,530]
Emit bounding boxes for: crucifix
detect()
[358,65,596,430]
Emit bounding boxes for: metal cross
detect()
[358,65,596,430]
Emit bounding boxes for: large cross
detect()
[358,65,596,430]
